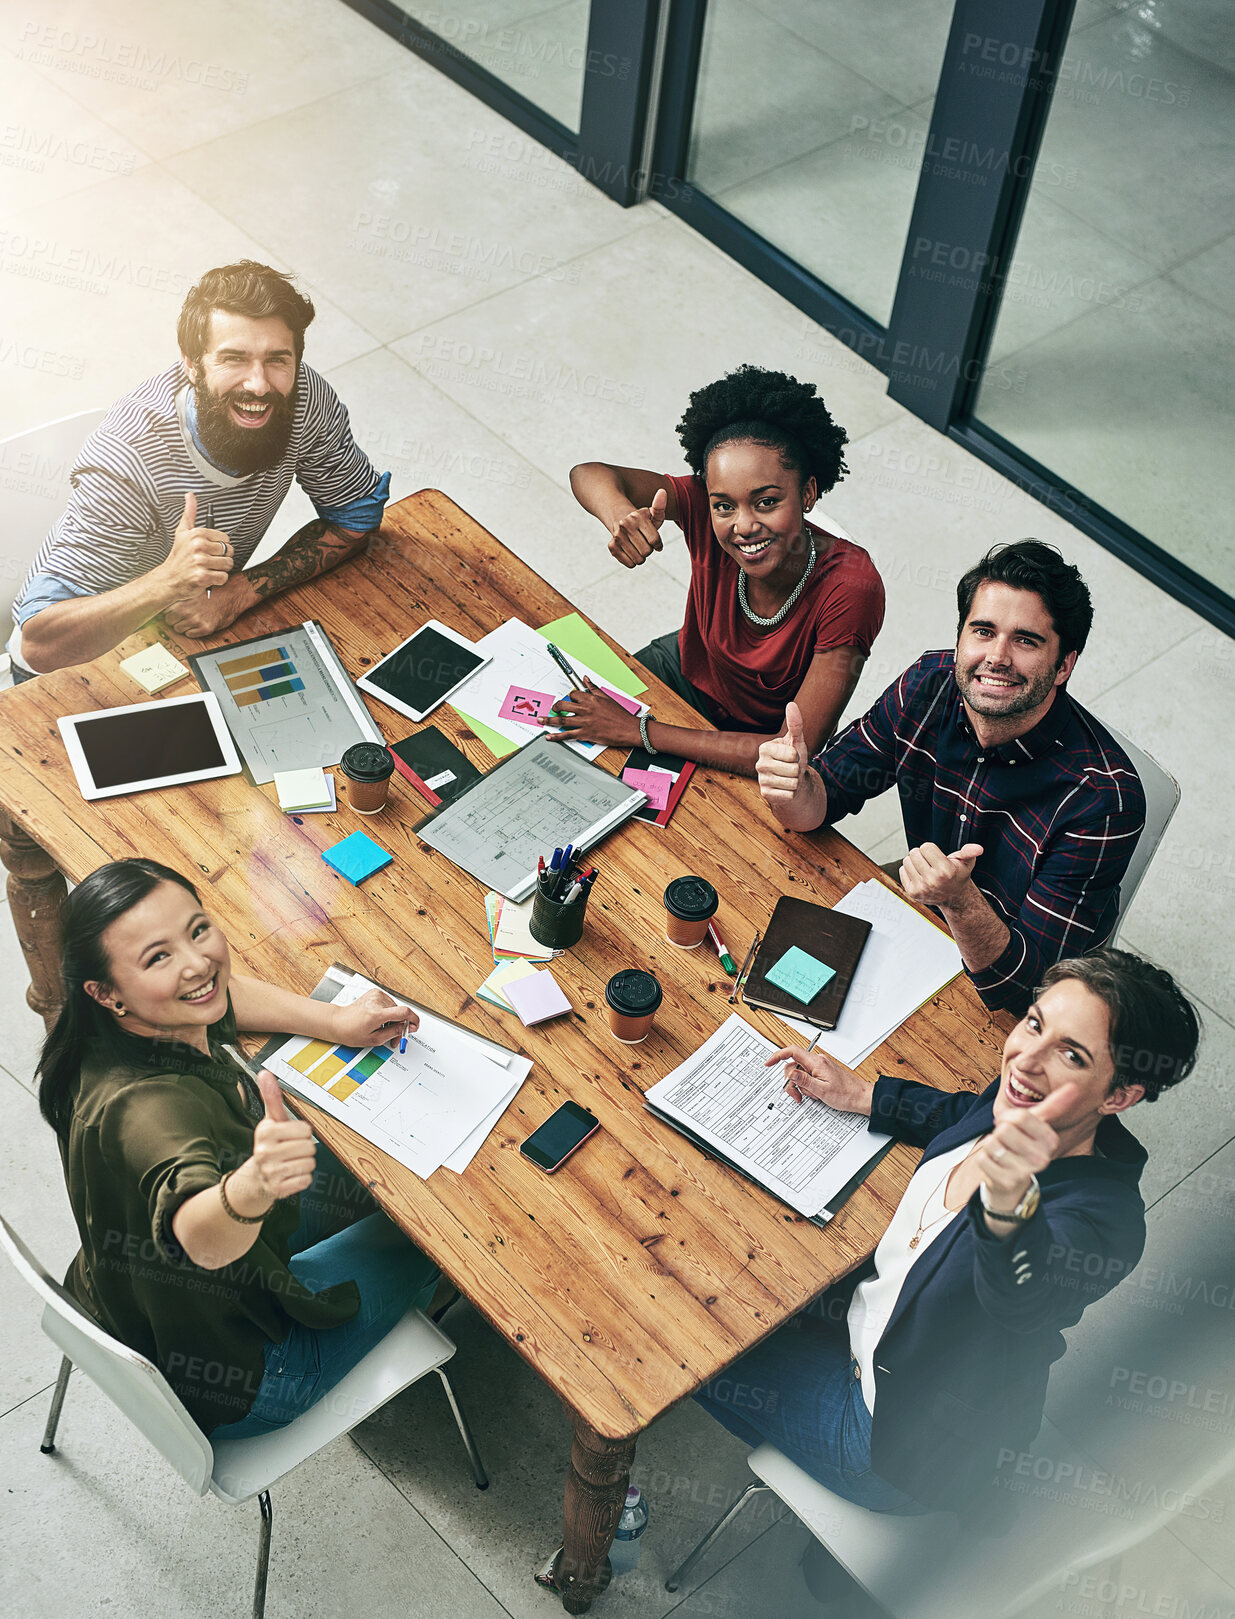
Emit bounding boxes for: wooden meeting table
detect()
[0,491,1012,1611]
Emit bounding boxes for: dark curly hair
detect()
[675,364,849,493]
[178,260,316,366]
[1040,950,1201,1102]
[957,539,1093,663]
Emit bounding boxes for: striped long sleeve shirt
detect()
[813,650,1146,1014]
[11,361,388,633]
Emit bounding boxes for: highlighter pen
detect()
[707,920,737,977]
[545,642,586,691]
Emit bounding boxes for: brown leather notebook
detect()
[742,896,873,1031]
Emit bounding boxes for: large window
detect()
[686,0,954,325]
[398,3,589,130]
[974,2,1235,600]
[351,0,1235,634]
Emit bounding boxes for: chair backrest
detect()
[0,408,108,629]
[0,1215,214,1495]
[1099,720,1180,940]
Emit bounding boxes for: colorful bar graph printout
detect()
[352,1049,391,1080]
[329,1075,361,1101]
[287,1039,333,1075]
[219,643,303,708]
[218,646,290,677]
[307,1053,347,1085]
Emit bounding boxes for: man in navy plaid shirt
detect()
[756,540,1145,1015]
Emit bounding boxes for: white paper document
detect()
[779,880,963,1068]
[645,1014,891,1218]
[450,618,646,760]
[265,973,530,1179]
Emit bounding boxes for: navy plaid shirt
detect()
[813,650,1145,1014]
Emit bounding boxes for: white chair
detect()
[0,408,108,664]
[666,1416,1188,1618]
[0,1215,488,1619]
[1098,722,1179,941]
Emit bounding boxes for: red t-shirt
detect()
[664,472,885,733]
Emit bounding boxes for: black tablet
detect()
[355,619,489,723]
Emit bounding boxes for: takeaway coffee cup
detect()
[605,969,663,1045]
[663,875,719,949]
[339,742,395,814]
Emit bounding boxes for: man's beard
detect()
[955,659,1060,719]
[192,376,298,475]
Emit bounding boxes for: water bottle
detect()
[609,1485,649,1575]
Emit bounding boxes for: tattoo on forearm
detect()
[246,518,370,600]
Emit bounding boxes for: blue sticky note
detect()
[765,945,835,1004]
[322,830,392,885]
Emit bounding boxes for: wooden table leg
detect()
[0,811,68,1031]
[553,1409,637,1614]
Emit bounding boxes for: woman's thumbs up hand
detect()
[250,1069,317,1200]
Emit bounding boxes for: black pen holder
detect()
[530,878,589,950]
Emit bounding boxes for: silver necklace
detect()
[738,539,817,628]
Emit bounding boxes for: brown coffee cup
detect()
[605,969,663,1045]
[339,742,394,814]
[663,875,719,949]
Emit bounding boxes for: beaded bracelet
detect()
[639,711,657,755]
[218,1169,270,1224]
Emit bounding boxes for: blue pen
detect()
[399,1019,409,1055]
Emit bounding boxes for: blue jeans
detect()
[211,1146,439,1440]
[694,1317,927,1514]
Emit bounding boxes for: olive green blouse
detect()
[60,1003,358,1433]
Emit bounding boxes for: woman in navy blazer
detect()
[696,949,1200,1512]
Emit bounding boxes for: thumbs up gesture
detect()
[898,841,984,909]
[977,1082,1078,1221]
[609,486,667,568]
[157,492,235,605]
[250,1070,317,1201]
[757,701,824,829]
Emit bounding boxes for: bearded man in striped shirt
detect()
[756,541,1146,1015]
[10,261,390,678]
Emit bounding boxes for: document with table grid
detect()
[645,1014,891,1217]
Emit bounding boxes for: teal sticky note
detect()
[322,830,392,885]
[766,945,835,1004]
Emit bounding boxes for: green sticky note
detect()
[766,945,835,1004]
[450,708,517,759]
[536,613,647,698]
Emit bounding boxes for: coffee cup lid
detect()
[663,875,718,921]
[605,969,663,1017]
[340,742,394,781]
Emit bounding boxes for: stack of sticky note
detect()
[485,892,554,962]
[119,643,191,694]
[274,768,336,814]
[502,968,572,1027]
[765,945,836,1004]
[322,830,392,884]
[476,957,540,1010]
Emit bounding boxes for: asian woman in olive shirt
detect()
[37,858,438,1437]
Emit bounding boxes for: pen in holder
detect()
[530,874,589,950]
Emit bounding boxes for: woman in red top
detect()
[556,365,884,773]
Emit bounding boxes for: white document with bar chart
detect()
[263,972,530,1178]
[644,1014,891,1217]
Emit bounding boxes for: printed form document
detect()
[645,1014,891,1218]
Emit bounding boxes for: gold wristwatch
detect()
[980,1175,1040,1224]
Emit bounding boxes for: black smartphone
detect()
[520,1101,599,1173]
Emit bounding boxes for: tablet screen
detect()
[73,701,228,790]
[364,625,484,712]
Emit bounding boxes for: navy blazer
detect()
[858,1075,1147,1507]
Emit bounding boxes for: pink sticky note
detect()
[503,970,572,1026]
[622,767,671,810]
[499,685,558,726]
[601,686,643,716]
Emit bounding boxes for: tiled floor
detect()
[1,3,1233,1617]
